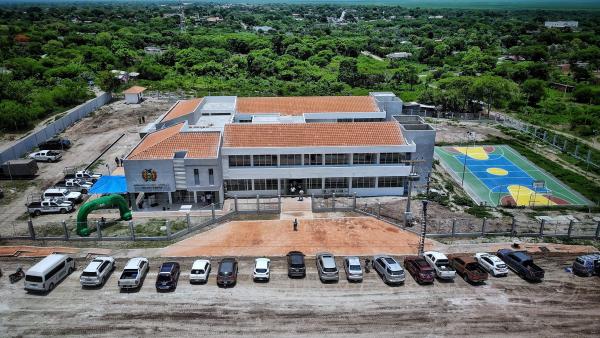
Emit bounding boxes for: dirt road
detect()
[1,255,599,337]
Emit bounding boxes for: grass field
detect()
[435,145,591,207]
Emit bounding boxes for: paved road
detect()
[0,255,599,337]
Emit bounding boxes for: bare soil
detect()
[0,255,598,337]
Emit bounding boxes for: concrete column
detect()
[168,192,173,205]
[567,219,574,238]
[129,221,135,240]
[234,195,238,212]
[332,193,336,211]
[278,195,282,213]
[348,176,352,193]
[211,203,216,220]
[256,194,260,213]
[62,220,69,240]
[166,220,171,238]
[353,192,357,209]
[187,213,191,233]
[28,219,36,240]
[193,191,198,204]
[277,179,281,195]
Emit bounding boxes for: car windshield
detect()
[290,256,304,267]
[255,268,267,273]
[219,262,233,275]
[121,269,138,279]
[191,269,204,274]
[81,271,97,277]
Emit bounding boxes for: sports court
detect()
[435,145,590,207]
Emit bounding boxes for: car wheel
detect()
[463,274,468,282]
[48,283,55,291]
[69,267,74,274]
[34,210,41,216]
[60,208,67,214]
[82,189,88,194]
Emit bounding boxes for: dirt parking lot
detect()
[0,254,599,337]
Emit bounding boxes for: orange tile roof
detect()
[127,123,220,160]
[236,96,379,116]
[123,86,147,94]
[223,122,404,148]
[160,98,203,122]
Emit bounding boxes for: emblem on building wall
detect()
[142,169,158,182]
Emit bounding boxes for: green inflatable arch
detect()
[76,194,132,236]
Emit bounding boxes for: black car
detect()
[287,251,306,278]
[39,138,71,150]
[155,262,180,291]
[217,258,238,287]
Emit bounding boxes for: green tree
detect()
[338,58,359,87]
[522,79,546,106]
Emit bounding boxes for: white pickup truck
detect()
[56,179,93,194]
[27,199,73,216]
[118,257,149,290]
[64,170,102,183]
[424,251,456,280]
[29,150,62,162]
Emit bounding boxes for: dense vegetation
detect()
[0,3,599,137]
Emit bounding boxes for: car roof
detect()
[579,254,600,261]
[424,251,448,259]
[45,188,68,193]
[124,257,147,269]
[84,260,103,273]
[479,253,503,262]
[375,255,401,269]
[346,256,361,265]
[27,254,69,275]
[255,258,270,268]
[192,259,210,268]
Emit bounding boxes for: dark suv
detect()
[404,256,435,284]
[287,251,306,278]
[155,262,180,291]
[217,258,238,287]
[39,138,71,150]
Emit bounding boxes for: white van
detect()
[24,254,75,292]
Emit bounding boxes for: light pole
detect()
[418,199,429,256]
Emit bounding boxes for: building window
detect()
[378,176,403,188]
[352,177,376,188]
[193,169,200,185]
[225,179,251,191]
[229,155,251,167]
[324,177,348,189]
[208,169,214,185]
[379,153,403,164]
[304,154,323,166]
[353,153,377,165]
[280,154,302,166]
[325,154,349,165]
[337,118,352,122]
[253,155,277,167]
[305,178,322,190]
[254,179,278,190]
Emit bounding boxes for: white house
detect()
[123,86,146,104]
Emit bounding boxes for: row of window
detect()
[224,177,405,191]
[229,153,406,167]
[193,168,215,186]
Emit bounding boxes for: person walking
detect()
[293,218,298,231]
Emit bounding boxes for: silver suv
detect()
[373,255,405,285]
[316,252,339,282]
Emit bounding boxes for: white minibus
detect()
[24,254,75,292]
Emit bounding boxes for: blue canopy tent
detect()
[89,176,128,195]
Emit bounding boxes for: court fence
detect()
[312,194,600,240]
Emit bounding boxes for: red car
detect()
[404,256,435,284]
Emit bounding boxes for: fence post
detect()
[62,220,69,240]
[452,219,456,237]
[211,203,216,220]
[567,219,573,238]
[481,217,487,236]
[539,219,545,238]
[129,221,135,240]
[332,193,336,211]
[256,195,260,214]
[352,192,357,210]
[28,219,36,240]
[377,202,381,219]
[97,220,102,240]
[511,217,516,236]
[278,194,282,213]
[166,220,171,238]
[234,195,238,212]
[595,221,600,240]
[187,213,191,233]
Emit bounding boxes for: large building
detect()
[544,21,578,29]
[123,92,434,209]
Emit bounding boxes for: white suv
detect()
[475,253,509,277]
[80,256,115,287]
[253,258,271,282]
[118,257,149,290]
[190,259,211,283]
[43,188,82,203]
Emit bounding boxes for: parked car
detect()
[287,251,306,278]
[253,258,271,282]
[497,249,544,282]
[80,256,115,287]
[0,159,38,179]
[372,255,405,284]
[118,257,149,290]
[217,258,238,287]
[29,150,62,162]
[572,254,600,277]
[343,256,363,282]
[156,262,180,291]
[448,255,488,284]
[27,199,73,216]
[39,138,71,150]
[316,252,339,282]
[423,251,456,280]
[474,252,509,277]
[55,179,92,194]
[596,260,600,276]
[43,188,82,203]
[24,254,75,293]
[64,168,101,183]
[190,259,211,283]
[404,256,435,284]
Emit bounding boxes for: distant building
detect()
[123,86,147,104]
[144,46,164,55]
[206,16,223,23]
[428,15,444,19]
[386,52,413,59]
[253,26,274,32]
[544,21,578,28]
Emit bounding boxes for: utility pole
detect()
[402,157,424,226]
[418,200,429,256]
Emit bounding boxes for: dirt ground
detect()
[0,254,599,337]
[161,216,437,257]
[0,97,172,233]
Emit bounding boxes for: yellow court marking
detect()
[507,185,556,207]
[454,146,489,160]
[486,167,508,176]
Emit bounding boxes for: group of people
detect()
[114,157,125,167]
[289,181,305,201]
